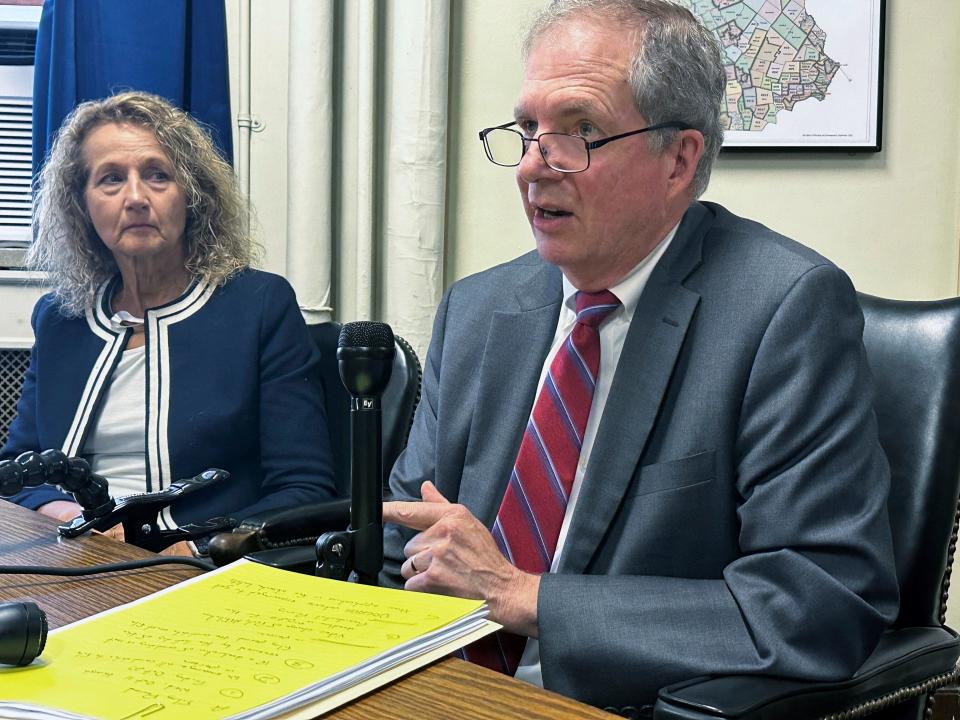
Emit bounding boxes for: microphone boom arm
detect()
[0,450,235,552]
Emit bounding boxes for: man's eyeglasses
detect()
[478,120,693,173]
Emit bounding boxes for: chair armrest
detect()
[653,627,960,719]
[207,498,351,567]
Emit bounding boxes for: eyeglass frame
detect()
[478,120,695,173]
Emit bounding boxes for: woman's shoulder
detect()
[32,292,58,317]
[221,267,295,295]
[31,292,85,328]
[214,268,299,316]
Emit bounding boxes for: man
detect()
[381,0,898,713]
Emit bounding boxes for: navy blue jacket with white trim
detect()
[2,268,336,527]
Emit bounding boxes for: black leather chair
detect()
[208,321,422,567]
[654,294,960,720]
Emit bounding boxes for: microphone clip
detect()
[59,468,237,553]
[315,529,352,581]
[315,517,383,584]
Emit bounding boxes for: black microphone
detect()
[337,321,395,585]
[0,601,47,666]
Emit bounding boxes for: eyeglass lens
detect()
[484,129,588,172]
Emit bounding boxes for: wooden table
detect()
[0,501,614,719]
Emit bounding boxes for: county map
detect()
[678,0,840,132]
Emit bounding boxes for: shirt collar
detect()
[561,219,682,322]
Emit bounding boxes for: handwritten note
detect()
[0,561,486,720]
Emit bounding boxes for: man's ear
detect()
[665,129,704,199]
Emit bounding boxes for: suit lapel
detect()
[458,261,564,525]
[559,203,714,574]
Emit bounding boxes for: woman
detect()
[2,92,336,554]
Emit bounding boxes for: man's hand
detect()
[382,481,540,637]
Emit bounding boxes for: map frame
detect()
[702,0,887,153]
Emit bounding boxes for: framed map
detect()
[677,0,886,151]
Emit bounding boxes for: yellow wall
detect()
[446,0,960,301]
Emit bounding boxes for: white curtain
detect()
[285,1,335,324]
[380,2,450,353]
[273,0,450,355]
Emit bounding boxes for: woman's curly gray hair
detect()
[29,91,258,316]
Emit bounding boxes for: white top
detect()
[514,221,680,687]
[83,345,148,498]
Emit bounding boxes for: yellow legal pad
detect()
[0,560,493,720]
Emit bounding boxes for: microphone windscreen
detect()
[0,601,47,666]
[337,322,396,398]
[338,321,394,351]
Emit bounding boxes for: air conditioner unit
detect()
[0,6,42,446]
[0,5,39,249]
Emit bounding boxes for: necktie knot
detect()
[574,290,620,328]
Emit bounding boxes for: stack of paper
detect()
[0,560,498,720]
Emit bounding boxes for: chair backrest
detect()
[307,322,422,499]
[858,293,960,628]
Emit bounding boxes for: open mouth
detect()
[535,206,573,219]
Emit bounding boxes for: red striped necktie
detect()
[460,289,621,674]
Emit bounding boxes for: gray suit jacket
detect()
[382,201,899,710]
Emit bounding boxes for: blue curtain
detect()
[32,0,232,177]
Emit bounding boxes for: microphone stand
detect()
[315,394,384,585]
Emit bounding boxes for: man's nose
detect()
[516,138,560,184]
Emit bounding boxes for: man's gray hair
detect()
[524,0,725,197]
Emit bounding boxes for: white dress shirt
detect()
[514,221,679,687]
